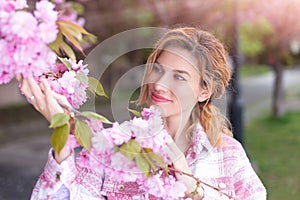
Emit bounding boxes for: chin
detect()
[148,104,165,116]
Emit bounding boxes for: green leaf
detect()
[48,32,63,54]
[58,21,84,53]
[141,149,157,172]
[74,120,93,150]
[127,107,141,117]
[76,73,88,83]
[69,2,85,15]
[119,139,141,160]
[49,113,70,128]
[144,148,166,168]
[65,24,83,41]
[83,34,97,45]
[58,57,72,70]
[136,154,151,177]
[88,77,108,98]
[51,124,70,154]
[60,42,76,60]
[59,20,94,36]
[80,111,112,124]
[113,145,119,153]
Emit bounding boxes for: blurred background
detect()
[1,0,300,199]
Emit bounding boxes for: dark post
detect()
[228,0,244,146]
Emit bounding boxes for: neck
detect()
[164,111,190,142]
[164,112,192,154]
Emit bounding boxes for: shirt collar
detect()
[186,123,215,164]
[193,123,214,151]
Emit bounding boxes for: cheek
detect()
[171,83,198,103]
[147,71,161,84]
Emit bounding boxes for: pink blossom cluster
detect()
[53,0,85,26]
[47,59,89,109]
[66,118,103,150]
[90,106,187,199]
[0,0,58,84]
[53,0,93,50]
[140,171,187,199]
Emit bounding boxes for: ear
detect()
[197,87,211,103]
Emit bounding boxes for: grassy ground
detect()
[240,64,271,77]
[245,111,300,200]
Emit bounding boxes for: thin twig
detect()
[57,97,236,200]
[57,101,81,116]
[168,167,237,200]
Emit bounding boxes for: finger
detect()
[26,78,45,108]
[15,74,23,82]
[41,78,64,113]
[41,78,56,103]
[52,92,72,110]
[41,79,73,111]
[39,80,45,92]
[19,78,34,99]
[27,77,44,97]
[40,78,51,95]
[18,79,42,113]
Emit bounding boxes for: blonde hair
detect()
[137,27,232,147]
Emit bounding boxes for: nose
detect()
[152,73,171,92]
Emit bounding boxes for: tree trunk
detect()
[271,61,285,116]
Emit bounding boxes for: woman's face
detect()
[147,47,209,118]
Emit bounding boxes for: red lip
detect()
[151,92,172,103]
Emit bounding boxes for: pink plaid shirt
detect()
[30,124,266,200]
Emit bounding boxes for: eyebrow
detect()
[155,61,191,78]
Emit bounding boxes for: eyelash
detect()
[153,64,163,73]
[152,63,186,81]
[174,74,186,81]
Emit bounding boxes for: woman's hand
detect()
[16,75,73,163]
[165,135,204,199]
[16,75,71,122]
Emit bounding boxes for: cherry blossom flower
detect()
[14,0,28,10]
[37,23,58,44]
[0,0,27,12]
[34,0,58,23]
[91,132,114,155]
[85,119,104,134]
[47,59,89,108]
[0,0,58,84]
[140,172,186,199]
[10,11,38,40]
[89,106,188,199]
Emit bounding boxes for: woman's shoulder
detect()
[217,133,253,171]
[218,133,248,160]
[220,133,244,151]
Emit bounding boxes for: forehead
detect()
[156,47,199,73]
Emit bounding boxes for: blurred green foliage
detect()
[240,18,273,56]
[245,111,300,200]
[239,64,271,77]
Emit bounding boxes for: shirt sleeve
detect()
[233,143,267,200]
[30,148,107,200]
[30,148,77,200]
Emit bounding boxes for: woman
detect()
[19,27,266,199]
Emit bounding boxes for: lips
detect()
[151,92,172,103]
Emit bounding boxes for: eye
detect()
[174,74,186,81]
[153,63,163,73]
